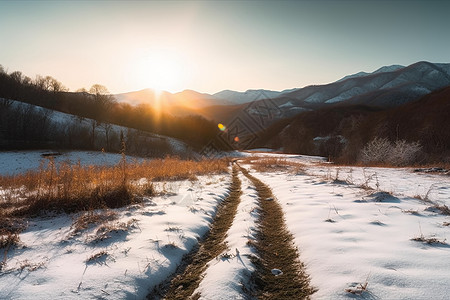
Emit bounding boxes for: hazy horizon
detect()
[1,0,449,94]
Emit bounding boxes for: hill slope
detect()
[255,85,450,163]
[203,61,450,126]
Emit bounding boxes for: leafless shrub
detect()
[388,140,422,166]
[360,137,422,166]
[360,137,391,164]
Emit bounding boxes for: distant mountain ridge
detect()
[337,65,405,82]
[212,88,298,104]
[114,61,450,125]
[255,84,450,163]
[256,61,450,119]
[114,87,298,109]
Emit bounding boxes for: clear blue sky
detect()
[1,0,449,94]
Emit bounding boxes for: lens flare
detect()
[218,123,226,131]
[234,136,239,142]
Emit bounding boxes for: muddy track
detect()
[148,165,242,300]
[148,163,315,299]
[240,165,316,299]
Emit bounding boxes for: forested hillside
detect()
[0,66,219,153]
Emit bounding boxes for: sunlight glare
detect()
[132,50,184,93]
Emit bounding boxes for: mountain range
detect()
[2,60,449,162]
[114,61,450,126]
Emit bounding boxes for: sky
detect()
[1,0,449,94]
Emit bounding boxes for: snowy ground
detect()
[193,174,259,299]
[1,151,450,299]
[251,167,450,299]
[0,174,230,299]
[0,150,146,176]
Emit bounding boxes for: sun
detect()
[132,50,184,93]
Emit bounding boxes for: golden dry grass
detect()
[0,156,229,220]
[241,157,306,173]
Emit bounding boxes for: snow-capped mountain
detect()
[115,88,297,116]
[212,89,292,104]
[373,64,405,74]
[273,61,450,112]
[115,89,232,109]
[337,65,405,82]
[114,61,450,125]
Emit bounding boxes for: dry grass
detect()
[86,250,109,264]
[71,210,118,234]
[0,213,25,251]
[345,275,370,295]
[0,233,20,249]
[0,156,229,218]
[88,219,139,243]
[0,215,26,235]
[413,186,450,216]
[18,259,47,272]
[402,209,421,216]
[240,166,316,299]
[242,157,305,174]
[411,235,447,245]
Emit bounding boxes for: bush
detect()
[360,137,422,166]
[388,140,422,166]
[360,137,391,164]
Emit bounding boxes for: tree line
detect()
[254,86,450,166]
[0,65,219,154]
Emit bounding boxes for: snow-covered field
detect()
[1,151,450,299]
[0,173,230,299]
[0,150,145,176]
[252,168,450,299]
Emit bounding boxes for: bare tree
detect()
[88,84,116,149]
[101,122,113,151]
[48,76,68,93]
[9,71,24,84]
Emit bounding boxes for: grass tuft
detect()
[0,233,20,249]
[411,235,447,245]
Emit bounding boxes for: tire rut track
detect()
[240,165,316,299]
[149,163,315,299]
[149,164,242,300]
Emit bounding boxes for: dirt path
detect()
[148,165,243,299]
[149,163,315,299]
[240,165,316,299]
